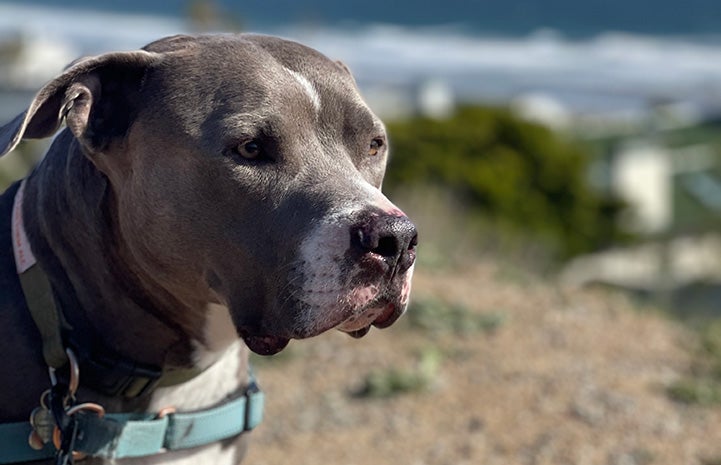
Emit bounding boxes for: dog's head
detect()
[0,34,417,355]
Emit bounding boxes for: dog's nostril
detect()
[374,236,400,259]
[356,229,398,258]
[351,215,417,269]
[356,229,377,251]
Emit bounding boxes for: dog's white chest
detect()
[147,341,247,412]
[113,340,248,465]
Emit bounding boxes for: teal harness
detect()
[2,181,265,463]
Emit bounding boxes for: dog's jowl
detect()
[0,34,417,464]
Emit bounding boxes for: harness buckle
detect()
[69,344,162,398]
[52,403,105,463]
[46,348,107,464]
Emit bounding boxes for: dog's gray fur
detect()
[0,34,417,464]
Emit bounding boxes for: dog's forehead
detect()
[149,35,352,99]
[143,34,383,139]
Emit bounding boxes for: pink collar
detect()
[12,180,37,273]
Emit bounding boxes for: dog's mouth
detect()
[337,301,400,338]
[240,300,400,355]
[238,261,414,356]
[241,302,398,355]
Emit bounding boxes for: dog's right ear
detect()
[0,50,159,157]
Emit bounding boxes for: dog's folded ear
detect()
[0,50,159,158]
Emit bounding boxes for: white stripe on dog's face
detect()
[284,67,321,112]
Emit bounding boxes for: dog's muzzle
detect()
[240,210,417,356]
[336,213,417,337]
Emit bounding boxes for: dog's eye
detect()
[369,138,384,157]
[235,139,263,160]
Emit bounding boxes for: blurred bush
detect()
[385,105,628,259]
[353,347,442,399]
[0,141,48,190]
[405,297,505,335]
[668,319,721,405]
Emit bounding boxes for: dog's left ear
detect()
[0,50,159,157]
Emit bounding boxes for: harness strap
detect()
[12,180,68,369]
[0,384,264,463]
[12,180,203,397]
[18,265,69,369]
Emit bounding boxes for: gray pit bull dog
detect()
[0,34,417,464]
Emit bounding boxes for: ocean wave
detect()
[3,3,721,114]
[281,25,721,110]
[0,3,185,52]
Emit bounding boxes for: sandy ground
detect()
[244,262,721,465]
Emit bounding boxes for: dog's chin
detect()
[242,334,290,356]
[240,292,407,354]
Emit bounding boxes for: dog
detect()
[0,33,417,464]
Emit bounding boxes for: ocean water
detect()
[10,0,721,38]
[2,1,721,118]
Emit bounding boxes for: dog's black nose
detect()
[352,215,418,273]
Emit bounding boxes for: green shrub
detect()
[405,297,505,335]
[353,348,441,399]
[667,378,721,405]
[666,320,721,406]
[385,106,628,259]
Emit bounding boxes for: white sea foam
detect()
[284,25,721,114]
[0,3,185,53]
[3,2,721,116]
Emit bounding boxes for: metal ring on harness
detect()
[52,402,106,461]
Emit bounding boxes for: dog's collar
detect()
[0,372,264,463]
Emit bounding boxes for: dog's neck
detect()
[21,130,219,371]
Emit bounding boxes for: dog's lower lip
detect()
[372,303,396,328]
[341,303,397,339]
